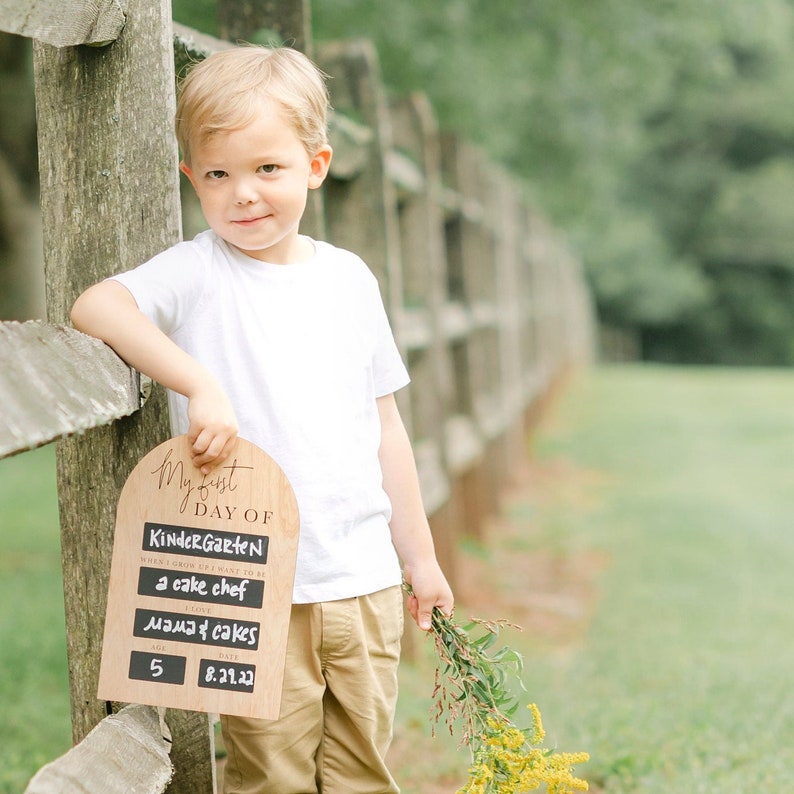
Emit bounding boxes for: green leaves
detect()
[310,0,794,362]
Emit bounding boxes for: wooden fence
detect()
[0,0,594,791]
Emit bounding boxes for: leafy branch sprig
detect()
[429,609,525,745]
[404,583,589,794]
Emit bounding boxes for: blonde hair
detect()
[176,45,330,163]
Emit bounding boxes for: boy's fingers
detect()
[190,431,237,472]
[416,595,435,631]
[201,436,238,473]
[405,595,429,630]
[437,597,454,618]
[418,596,454,630]
[187,425,209,453]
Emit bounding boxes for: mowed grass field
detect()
[537,365,794,792]
[4,364,794,792]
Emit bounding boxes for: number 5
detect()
[150,658,164,678]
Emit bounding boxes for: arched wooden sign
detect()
[97,436,299,719]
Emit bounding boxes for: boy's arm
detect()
[71,279,238,472]
[377,392,454,630]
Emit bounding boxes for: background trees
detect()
[309,0,794,365]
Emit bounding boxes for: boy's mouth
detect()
[233,214,270,226]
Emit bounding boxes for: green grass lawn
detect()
[0,444,71,794]
[4,364,794,792]
[519,365,794,792]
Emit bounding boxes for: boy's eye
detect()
[258,164,279,174]
[206,170,227,180]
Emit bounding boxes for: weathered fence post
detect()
[31,0,214,790]
[491,173,530,480]
[217,0,312,53]
[387,92,459,590]
[315,39,404,322]
[438,134,488,540]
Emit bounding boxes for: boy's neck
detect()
[226,233,315,266]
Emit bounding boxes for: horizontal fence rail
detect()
[25,705,173,794]
[0,321,142,458]
[0,0,125,47]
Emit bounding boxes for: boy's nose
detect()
[233,179,258,205]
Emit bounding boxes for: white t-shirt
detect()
[112,230,409,603]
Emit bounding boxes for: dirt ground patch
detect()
[457,458,608,646]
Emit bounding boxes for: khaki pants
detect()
[221,586,403,794]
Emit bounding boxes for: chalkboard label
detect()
[142,523,269,564]
[198,659,256,693]
[97,436,299,719]
[133,608,261,649]
[129,651,187,685]
[137,566,265,608]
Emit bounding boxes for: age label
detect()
[97,436,299,719]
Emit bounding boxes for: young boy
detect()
[71,45,453,793]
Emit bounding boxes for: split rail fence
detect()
[0,0,595,791]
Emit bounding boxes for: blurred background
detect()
[5,0,794,364]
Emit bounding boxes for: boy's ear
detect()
[180,161,198,191]
[308,145,333,189]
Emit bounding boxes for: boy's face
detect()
[180,101,332,264]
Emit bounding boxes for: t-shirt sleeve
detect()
[109,239,210,335]
[366,271,411,397]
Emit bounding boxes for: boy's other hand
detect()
[186,383,239,474]
[403,561,454,631]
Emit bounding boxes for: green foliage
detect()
[171,0,218,35]
[311,0,794,362]
[643,266,794,364]
[698,158,794,268]
[582,209,711,328]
